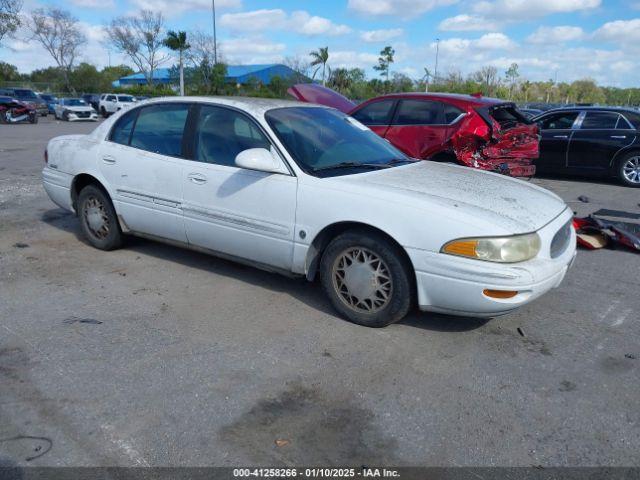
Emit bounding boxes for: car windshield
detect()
[265,107,411,176]
[14,90,38,99]
[64,99,86,106]
[117,95,134,102]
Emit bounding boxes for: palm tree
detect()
[422,68,432,92]
[163,30,190,96]
[309,46,329,86]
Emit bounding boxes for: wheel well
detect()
[305,222,416,284]
[71,174,106,211]
[612,148,640,170]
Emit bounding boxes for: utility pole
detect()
[212,0,218,64]
[434,38,440,86]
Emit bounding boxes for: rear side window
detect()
[394,100,443,125]
[444,104,464,123]
[538,112,579,130]
[622,112,640,129]
[352,100,395,126]
[194,105,270,167]
[130,104,190,157]
[580,112,620,130]
[490,106,526,129]
[109,108,138,145]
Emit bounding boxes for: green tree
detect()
[69,63,102,93]
[309,46,329,86]
[0,61,20,82]
[505,63,519,100]
[0,0,22,46]
[163,30,190,96]
[374,46,395,84]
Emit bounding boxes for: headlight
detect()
[442,233,541,263]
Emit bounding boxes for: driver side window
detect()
[193,106,271,167]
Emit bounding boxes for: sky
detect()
[1,0,638,87]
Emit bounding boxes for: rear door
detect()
[350,99,397,138]
[568,111,636,170]
[535,111,580,172]
[383,99,450,159]
[99,103,190,242]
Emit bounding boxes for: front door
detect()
[99,103,191,242]
[181,105,297,271]
[536,110,580,172]
[568,111,636,170]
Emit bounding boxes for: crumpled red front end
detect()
[450,114,539,178]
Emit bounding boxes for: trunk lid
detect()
[287,84,356,114]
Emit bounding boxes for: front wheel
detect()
[100,107,108,118]
[77,185,123,250]
[320,230,414,327]
[29,113,38,124]
[617,153,640,187]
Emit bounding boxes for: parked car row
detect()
[42,97,577,328]
[0,88,48,116]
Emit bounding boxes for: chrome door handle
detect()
[102,155,116,164]
[611,135,627,139]
[552,135,568,139]
[188,173,207,184]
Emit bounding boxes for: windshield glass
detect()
[265,107,410,176]
[64,99,86,106]
[14,89,38,99]
[117,95,134,102]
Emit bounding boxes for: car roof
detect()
[134,96,327,116]
[371,92,508,106]
[543,106,639,115]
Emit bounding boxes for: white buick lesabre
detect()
[42,97,576,327]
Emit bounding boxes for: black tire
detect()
[101,107,108,118]
[30,114,38,124]
[77,184,123,250]
[616,152,640,188]
[320,229,414,327]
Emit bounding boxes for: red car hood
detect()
[287,84,356,114]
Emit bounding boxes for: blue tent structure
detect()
[114,64,303,88]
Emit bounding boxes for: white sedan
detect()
[42,97,576,327]
[54,98,98,122]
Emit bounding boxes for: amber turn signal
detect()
[483,289,518,299]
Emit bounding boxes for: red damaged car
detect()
[288,84,539,177]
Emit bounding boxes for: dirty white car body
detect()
[42,97,576,326]
[98,94,135,116]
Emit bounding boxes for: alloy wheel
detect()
[622,156,640,184]
[82,196,110,239]
[332,247,393,314]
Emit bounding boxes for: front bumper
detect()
[407,208,576,318]
[66,112,99,121]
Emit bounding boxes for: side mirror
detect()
[235,148,288,174]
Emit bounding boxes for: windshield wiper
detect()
[312,162,392,172]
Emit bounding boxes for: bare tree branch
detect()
[26,7,86,93]
[105,10,169,86]
[0,0,23,46]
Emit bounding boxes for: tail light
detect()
[44,149,48,164]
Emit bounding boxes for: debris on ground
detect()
[274,439,290,447]
[573,216,640,253]
[12,243,29,249]
[578,195,590,203]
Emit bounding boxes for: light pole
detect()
[434,38,440,86]
[212,0,218,64]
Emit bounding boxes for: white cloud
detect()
[348,0,458,18]
[220,9,351,36]
[472,0,601,20]
[220,37,286,64]
[438,14,498,31]
[360,28,403,42]
[527,26,584,44]
[330,51,380,69]
[434,32,516,58]
[130,0,241,17]
[594,18,640,46]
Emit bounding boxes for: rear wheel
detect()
[320,230,414,327]
[100,107,108,118]
[617,153,640,187]
[77,185,123,250]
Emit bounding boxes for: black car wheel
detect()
[100,107,108,118]
[320,229,414,327]
[77,185,123,250]
[617,153,640,187]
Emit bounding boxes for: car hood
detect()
[64,106,94,112]
[328,161,567,234]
